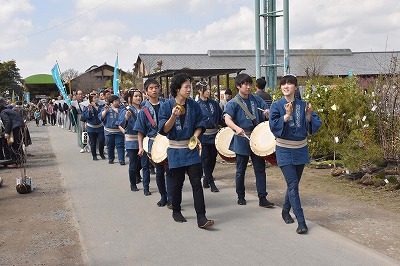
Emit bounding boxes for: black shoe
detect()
[296,222,308,234]
[120,162,126,165]
[173,212,187,223]
[203,178,210,188]
[100,155,106,160]
[144,189,152,196]
[210,182,219,192]
[259,198,275,208]
[93,156,98,161]
[136,177,142,184]
[108,161,114,164]
[237,198,247,205]
[157,195,167,207]
[198,216,214,228]
[282,210,295,224]
[130,185,139,192]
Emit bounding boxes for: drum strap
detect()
[142,106,156,128]
[233,96,256,123]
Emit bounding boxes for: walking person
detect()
[196,80,224,192]
[99,95,125,165]
[81,93,106,161]
[70,90,86,152]
[47,101,56,126]
[117,89,142,191]
[34,108,40,127]
[223,73,274,208]
[0,98,25,168]
[135,78,172,205]
[269,74,322,234]
[159,73,214,229]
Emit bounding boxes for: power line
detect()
[1,0,113,45]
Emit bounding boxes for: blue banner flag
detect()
[51,63,71,105]
[113,54,120,96]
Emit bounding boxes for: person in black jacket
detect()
[0,98,25,168]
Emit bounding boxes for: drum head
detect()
[143,136,150,153]
[215,127,236,160]
[250,121,276,157]
[151,134,169,164]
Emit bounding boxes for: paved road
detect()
[49,127,399,266]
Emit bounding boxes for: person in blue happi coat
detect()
[269,74,322,234]
[81,93,105,161]
[99,94,125,165]
[196,80,224,193]
[116,89,143,191]
[224,73,275,208]
[159,73,214,229]
[135,78,172,205]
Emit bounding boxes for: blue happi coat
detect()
[116,106,140,150]
[81,105,104,133]
[223,94,268,156]
[134,99,163,152]
[269,97,322,166]
[196,98,223,145]
[98,106,125,136]
[158,98,205,169]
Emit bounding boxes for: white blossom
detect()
[331,104,338,111]
[371,105,377,111]
[362,115,366,121]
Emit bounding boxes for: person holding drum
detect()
[269,74,321,234]
[195,80,224,193]
[98,94,126,165]
[135,78,172,206]
[159,73,214,229]
[116,89,142,191]
[224,73,275,208]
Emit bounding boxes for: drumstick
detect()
[233,129,251,141]
[242,134,251,141]
[257,107,265,111]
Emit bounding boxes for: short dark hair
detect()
[235,73,253,88]
[195,81,208,93]
[170,73,192,98]
[89,94,97,103]
[143,78,159,91]
[256,78,267,90]
[108,94,120,104]
[280,74,298,87]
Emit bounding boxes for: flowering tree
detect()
[303,76,384,172]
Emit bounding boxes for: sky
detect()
[1,0,400,79]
